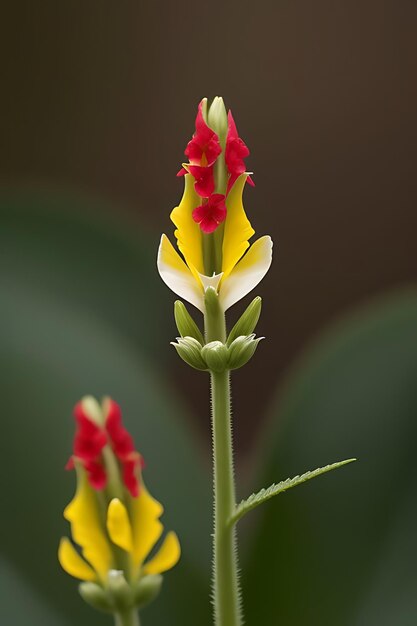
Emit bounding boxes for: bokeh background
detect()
[1,1,417,625]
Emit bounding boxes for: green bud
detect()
[208,96,228,195]
[174,300,204,344]
[171,337,207,370]
[107,570,134,611]
[79,582,114,613]
[227,297,262,346]
[208,97,228,146]
[227,334,264,370]
[80,395,104,426]
[200,97,208,123]
[132,575,163,609]
[201,341,229,373]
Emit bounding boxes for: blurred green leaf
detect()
[0,559,67,625]
[0,193,211,626]
[230,459,355,526]
[0,190,174,359]
[242,290,417,626]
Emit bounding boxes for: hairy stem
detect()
[114,610,140,626]
[205,303,242,626]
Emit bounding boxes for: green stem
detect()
[205,303,242,626]
[114,610,140,626]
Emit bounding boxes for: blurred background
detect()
[1,1,417,625]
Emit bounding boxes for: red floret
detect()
[192,194,227,233]
[185,100,222,167]
[73,403,108,461]
[187,164,215,198]
[105,399,142,498]
[66,399,143,497]
[225,111,254,193]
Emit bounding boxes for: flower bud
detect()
[227,297,262,346]
[208,97,228,195]
[227,334,264,370]
[207,97,228,146]
[132,575,163,609]
[201,341,229,373]
[79,582,114,613]
[171,336,207,370]
[174,300,204,344]
[80,395,103,426]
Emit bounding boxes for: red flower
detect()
[192,194,227,234]
[122,456,142,498]
[73,403,107,461]
[66,399,143,497]
[176,100,254,234]
[185,100,222,167]
[104,399,142,498]
[66,403,108,489]
[105,400,135,458]
[178,100,222,199]
[187,164,215,198]
[83,459,107,490]
[225,111,254,194]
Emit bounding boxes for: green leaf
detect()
[0,190,171,360]
[230,459,355,525]
[242,290,417,626]
[0,559,67,626]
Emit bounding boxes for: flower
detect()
[192,193,227,233]
[66,397,143,497]
[225,111,255,193]
[158,96,273,312]
[177,99,222,198]
[59,397,180,601]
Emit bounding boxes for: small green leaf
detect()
[229,458,356,526]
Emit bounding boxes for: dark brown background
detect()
[2,0,416,451]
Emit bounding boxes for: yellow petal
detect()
[130,482,164,570]
[58,537,96,581]
[107,499,133,553]
[220,235,273,311]
[170,174,204,279]
[157,234,204,311]
[64,472,112,582]
[143,531,181,575]
[221,174,255,279]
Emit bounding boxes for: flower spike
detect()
[158,96,273,312]
[157,96,355,626]
[59,397,180,619]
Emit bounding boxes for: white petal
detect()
[198,272,223,292]
[219,236,273,311]
[157,234,204,311]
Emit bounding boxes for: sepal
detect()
[79,572,164,614]
[132,574,163,609]
[79,582,114,613]
[227,334,264,370]
[174,300,204,344]
[171,337,207,370]
[227,297,262,346]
